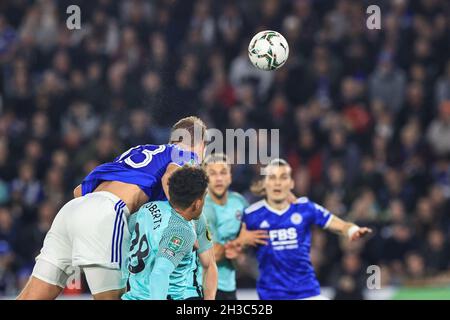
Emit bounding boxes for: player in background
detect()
[239,158,372,300]
[122,166,210,300]
[18,117,207,300]
[200,154,269,300]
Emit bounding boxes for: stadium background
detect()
[0,0,449,299]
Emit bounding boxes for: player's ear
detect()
[193,197,204,213]
[193,199,200,211]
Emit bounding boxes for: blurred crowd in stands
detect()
[0,0,449,298]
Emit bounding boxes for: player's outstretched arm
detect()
[199,247,218,300]
[73,184,82,198]
[325,215,373,241]
[149,257,176,300]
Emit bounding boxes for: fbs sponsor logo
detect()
[269,228,297,242]
[269,228,299,250]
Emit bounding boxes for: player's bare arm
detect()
[198,247,218,300]
[224,224,269,260]
[211,224,267,262]
[212,242,226,262]
[325,215,373,241]
[234,223,269,248]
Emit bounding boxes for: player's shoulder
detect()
[228,191,244,200]
[202,197,216,216]
[197,212,208,226]
[294,196,310,204]
[290,197,313,213]
[294,196,322,208]
[164,143,177,151]
[195,214,208,232]
[136,201,166,217]
[169,210,195,229]
[131,144,171,162]
[228,191,248,205]
[141,200,169,210]
[165,143,194,154]
[139,143,168,151]
[203,194,215,208]
[294,197,331,215]
[166,144,199,166]
[162,215,196,245]
[244,199,266,215]
[293,196,313,207]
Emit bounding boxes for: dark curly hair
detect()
[168,165,209,209]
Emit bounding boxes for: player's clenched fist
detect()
[348,226,373,241]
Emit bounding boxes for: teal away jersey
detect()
[200,191,248,293]
[122,201,196,300]
[170,213,213,300]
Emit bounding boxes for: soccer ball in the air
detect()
[248,30,289,71]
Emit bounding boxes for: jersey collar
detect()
[263,200,291,216]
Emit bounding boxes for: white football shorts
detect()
[32,191,131,294]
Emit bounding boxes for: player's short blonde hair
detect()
[169,116,207,146]
[202,153,231,169]
[266,158,291,169]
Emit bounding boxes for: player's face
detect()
[264,165,294,203]
[205,162,232,199]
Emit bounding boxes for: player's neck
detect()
[178,211,194,221]
[210,191,228,206]
[172,206,193,221]
[266,198,290,212]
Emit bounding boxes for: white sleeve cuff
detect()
[347,225,360,239]
[323,215,333,229]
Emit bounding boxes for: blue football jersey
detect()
[242,197,333,300]
[81,144,198,201]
